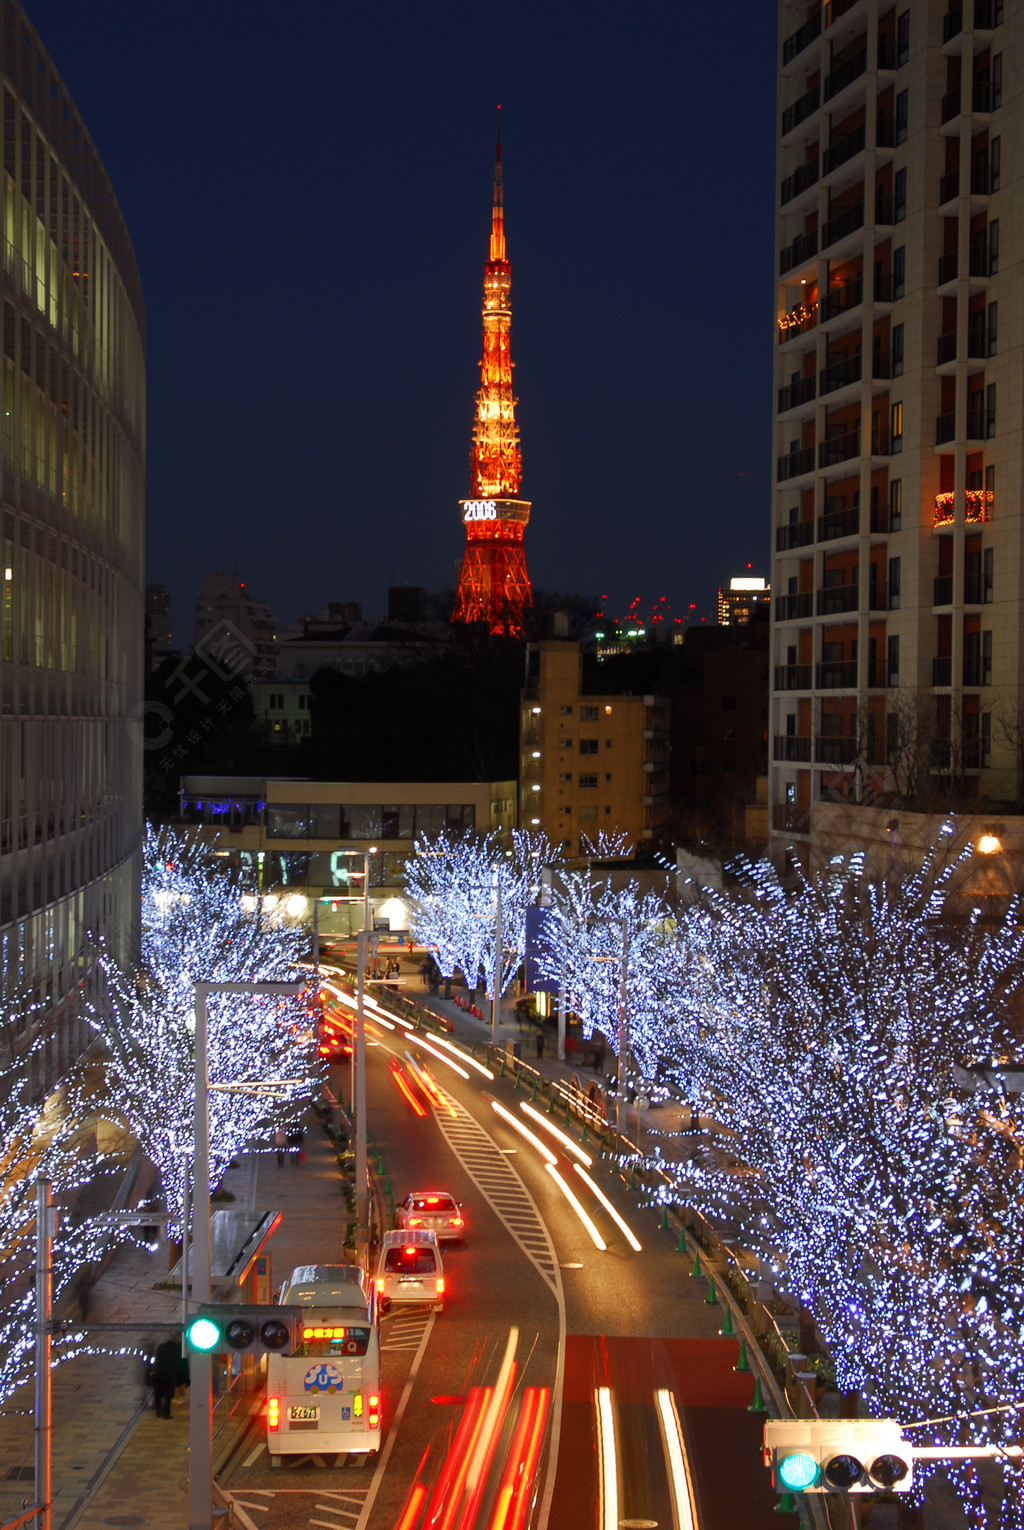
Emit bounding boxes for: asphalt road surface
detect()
[220,1019,794,1530]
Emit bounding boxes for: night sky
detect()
[25,1,778,644]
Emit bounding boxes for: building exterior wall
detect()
[520,641,670,853]
[770,0,1022,866]
[177,775,516,935]
[0,5,145,1092]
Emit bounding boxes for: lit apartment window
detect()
[891,401,903,453]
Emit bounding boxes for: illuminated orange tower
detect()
[452,108,532,636]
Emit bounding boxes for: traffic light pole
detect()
[188,979,304,1530]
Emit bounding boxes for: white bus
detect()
[267,1264,382,1464]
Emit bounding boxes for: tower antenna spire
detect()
[452,111,532,637]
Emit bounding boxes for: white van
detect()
[375,1229,444,1313]
[266,1264,381,1464]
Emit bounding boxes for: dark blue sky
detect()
[26,0,778,643]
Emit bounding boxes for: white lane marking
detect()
[231,1505,269,1516]
[227,1502,261,1530]
[242,1441,266,1468]
[311,1519,348,1529]
[353,1311,436,1530]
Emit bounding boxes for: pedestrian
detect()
[152,1336,179,1418]
[565,1031,576,1064]
[275,1125,286,1167]
[535,1028,545,1060]
[394,959,401,979]
[287,1124,304,1163]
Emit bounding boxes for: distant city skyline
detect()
[25,1,777,644]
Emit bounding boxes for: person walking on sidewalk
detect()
[153,1337,179,1419]
[275,1125,287,1167]
[535,1028,545,1060]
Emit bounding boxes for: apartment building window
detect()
[986,383,997,437]
[578,807,597,823]
[988,219,999,274]
[889,557,901,610]
[892,324,904,377]
[889,478,902,530]
[579,738,598,754]
[887,634,900,686]
[560,806,572,817]
[983,547,994,603]
[893,246,905,299]
[895,90,908,145]
[559,771,573,783]
[605,738,613,748]
[981,712,992,768]
[896,11,910,67]
[604,806,612,815]
[891,401,903,452]
[605,772,612,782]
[985,463,995,498]
[894,168,907,222]
[992,54,1002,110]
[580,705,598,721]
[579,773,598,788]
[886,712,899,763]
[980,630,992,686]
[559,705,573,716]
[989,137,1001,194]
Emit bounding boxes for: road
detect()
[220,1011,793,1530]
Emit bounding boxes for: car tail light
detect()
[452,1217,463,1228]
[408,1217,422,1226]
[368,1394,381,1429]
[376,1276,385,1293]
[268,1396,280,1432]
[436,1277,445,1295]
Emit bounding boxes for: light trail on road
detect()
[544,1165,606,1251]
[656,1388,699,1530]
[595,1387,619,1530]
[571,1162,642,1252]
[489,1101,556,1165]
[518,1102,592,1166]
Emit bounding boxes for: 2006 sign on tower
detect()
[463,500,497,521]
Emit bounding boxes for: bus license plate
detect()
[289,1405,320,1422]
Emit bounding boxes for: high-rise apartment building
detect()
[0,5,145,1088]
[718,576,771,627]
[770,0,1016,867]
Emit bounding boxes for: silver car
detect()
[395,1190,465,1244]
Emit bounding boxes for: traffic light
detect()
[184,1304,303,1357]
[764,1419,913,1496]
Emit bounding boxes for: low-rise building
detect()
[520,641,670,854]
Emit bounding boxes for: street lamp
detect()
[188,978,304,1530]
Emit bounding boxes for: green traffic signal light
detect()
[185,1315,222,1352]
[777,1452,820,1492]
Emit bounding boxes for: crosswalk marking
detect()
[432,1092,562,1299]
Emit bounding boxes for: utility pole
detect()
[188,979,303,1530]
[492,878,503,1047]
[35,1180,53,1530]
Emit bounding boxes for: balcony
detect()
[933,488,994,526]
[819,429,860,468]
[933,575,953,606]
[937,245,991,287]
[939,163,997,206]
[780,231,819,278]
[822,199,865,250]
[782,83,821,139]
[778,445,815,482]
[822,274,864,322]
[818,504,859,540]
[963,655,989,686]
[775,664,813,691]
[824,0,861,24]
[781,158,820,207]
[824,47,867,103]
[776,519,815,551]
[964,575,986,604]
[823,124,867,178]
[772,803,811,834]
[817,582,859,615]
[943,5,964,43]
[934,408,987,447]
[783,10,823,65]
[936,412,956,446]
[816,735,856,764]
[774,735,813,762]
[932,656,952,686]
[941,79,995,128]
[776,591,814,620]
[816,660,858,688]
[778,375,817,413]
[820,352,862,395]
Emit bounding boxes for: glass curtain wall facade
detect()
[0,5,145,1092]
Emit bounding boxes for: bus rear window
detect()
[384,1248,437,1274]
[301,1325,371,1357]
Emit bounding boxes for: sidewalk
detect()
[0,1116,350,1530]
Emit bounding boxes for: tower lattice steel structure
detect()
[452,109,532,636]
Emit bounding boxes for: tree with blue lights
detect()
[674,829,1024,1525]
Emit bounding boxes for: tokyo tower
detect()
[452,108,532,637]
